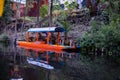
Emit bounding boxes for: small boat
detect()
[27,57,54,70]
[17,27,80,53]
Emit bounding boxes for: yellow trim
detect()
[0,0,5,17]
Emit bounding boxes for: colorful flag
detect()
[0,0,5,17]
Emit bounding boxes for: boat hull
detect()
[17,41,80,53]
[17,41,64,52]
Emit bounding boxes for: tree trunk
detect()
[49,0,53,27]
[36,0,41,27]
[87,0,100,16]
[64,32,68,45]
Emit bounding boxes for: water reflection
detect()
[19,47,78,69]
[0,42,80,80]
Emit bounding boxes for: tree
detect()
[0,0,13,33]
[79,0,120,56]
[49,0,53,27]
[0,0,13,23]
[55,10,72,44]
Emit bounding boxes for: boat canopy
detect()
[27,27,65,32]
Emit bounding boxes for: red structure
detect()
[10,0,48,17]
[10,2,25,17]
[86,0,100,16]
[27,0,48,17]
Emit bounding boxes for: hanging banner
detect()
[0,0,5,17]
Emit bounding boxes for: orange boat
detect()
[17,27,80,53]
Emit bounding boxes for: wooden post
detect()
[49,0,53,27]
[26,49,29,57]
[55,53,58,62]
[36,32,39,41]
[46,32,51,44]
[36,0,41,27]
[46,52,49,63]
[36,51,39,57]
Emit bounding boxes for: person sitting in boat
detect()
[45,32,51,44]
[29,36,34,42]
[38,33,42,40]
[34,33,46,43]
[50,32,57,44]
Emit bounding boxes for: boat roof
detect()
[27,27,65,32]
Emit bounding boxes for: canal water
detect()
[1,42,120,80]
[0,42,80,80]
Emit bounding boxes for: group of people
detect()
[28,32,77,46]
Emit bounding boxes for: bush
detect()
[40,5,48,18]
[0,34,10,44]
[78,0,120,63]
[79,19,120,56]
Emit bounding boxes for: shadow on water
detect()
[0,53,9,80]
[0,42,80,80]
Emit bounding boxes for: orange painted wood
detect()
[17,41,64,53]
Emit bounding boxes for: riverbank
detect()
[1,24,91,44]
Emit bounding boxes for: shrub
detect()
[79,19,120,56]
[78,0,120,55]
[0,34,10,44]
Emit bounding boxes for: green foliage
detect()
[79,17,120,56]
[53,4,62,10]
[78,0,120,56]
[99,0,120,22]
[101,24,120,54]
[0,34,10,44]
[40,5,48,18]
[58,10,68,20]
[53,10,72,42]
[65,1,77,10]
[0,0,13,23]
[55,10,71,32]
[53,1,77,11]
[60,20,71,32]
[100,0,106,3]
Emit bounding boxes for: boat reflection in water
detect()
[27,56,54,70]
[10,65,23,80]
[9,44,24,80]
[0,42,79,80]
[22,46,79,70]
